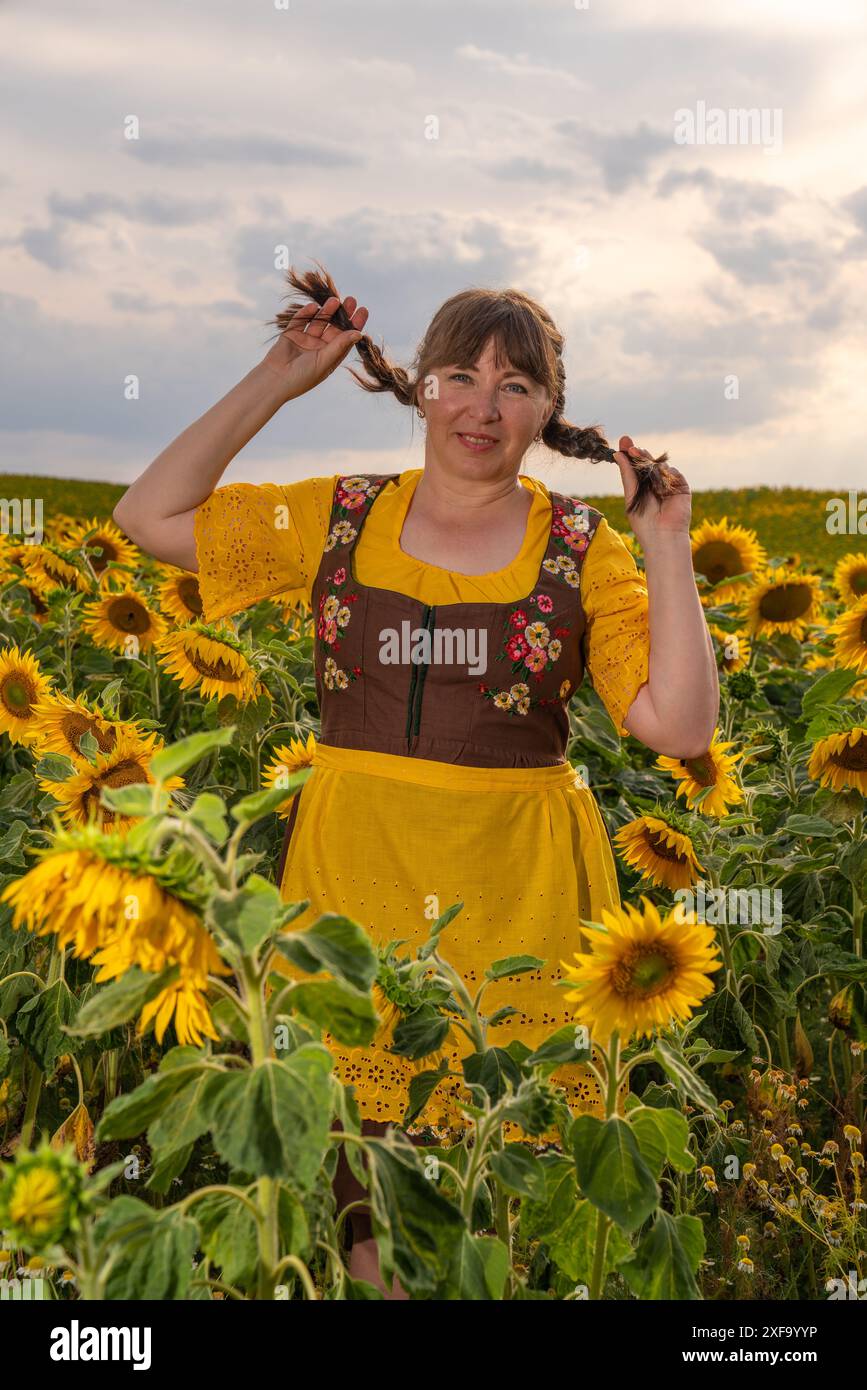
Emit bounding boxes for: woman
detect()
[113,265,719,1297]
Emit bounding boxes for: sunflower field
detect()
[0,493,865,1303]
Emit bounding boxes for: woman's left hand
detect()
[613,434,692,544]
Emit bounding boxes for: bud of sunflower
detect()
[793,1012,814,1077]
[0,1139,90,1253]
[727,670,760,702]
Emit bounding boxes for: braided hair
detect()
[266,260,683,517]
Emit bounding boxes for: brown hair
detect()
[266,260,682,517]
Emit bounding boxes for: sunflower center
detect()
[614,946,676,999]
[693,541,742,585]
[107,598,151,634]
[681,753,715,785]
[830,734,867,772]
[1,674,37,714]
[177,577,203,615]
[645,829,685,862]
[87,537,117,572]
[184,647,240,681]
[82,759,149,818]
[758,583,813,622]
[61,713,117,754]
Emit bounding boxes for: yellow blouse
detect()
[193,469,650,736]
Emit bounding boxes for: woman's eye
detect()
[448,373,528,393]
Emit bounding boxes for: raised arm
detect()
[112,294,368,572]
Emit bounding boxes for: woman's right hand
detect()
[261,294,368,400]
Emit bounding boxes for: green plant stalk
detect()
[587,1031,622,1301]
[19,945,64,1148]
[241,953,280,1301]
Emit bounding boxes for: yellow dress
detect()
[194,469,650,1140]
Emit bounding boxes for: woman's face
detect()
[419,337,553,481]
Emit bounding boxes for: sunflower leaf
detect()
[33,753,77,782]
[150,727,236,782]
[570,1114,660,1232]
[801,667,861,718]
[66,963,180,1038]
[651,1038,724,1116]
[230,776,310,824]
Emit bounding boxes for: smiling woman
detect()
[115,259,718,1297]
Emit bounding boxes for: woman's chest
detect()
[396,492,534,575]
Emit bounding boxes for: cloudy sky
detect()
[2,0,866,497]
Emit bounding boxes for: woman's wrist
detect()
[256,354,300,404]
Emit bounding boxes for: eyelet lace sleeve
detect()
[193,476,336,623]
[580,516,650,737]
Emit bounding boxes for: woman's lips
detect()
[456,432,498,453]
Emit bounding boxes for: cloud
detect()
[556,119,673,194]
[124,127,363,169]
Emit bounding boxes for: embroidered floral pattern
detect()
[323,476,385,551]
[479,591,573,716]
[316,480,383,690]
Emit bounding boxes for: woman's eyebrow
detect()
[453,365,530,379]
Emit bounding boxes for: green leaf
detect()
[96,1052,215,1141]
[629,1105,696,1177]
[211,877,298,955]
[15,977,84,1070]
[231,776,310,824]
[96,1200,199,1301]
[485,955,545,980]
[801,667,860,718]
[618,1209,705,1299]
[0,818,29,867]
[202,1048,333,1185]
[33,753,77,782]
[145,1142,195,1195]
[289,978,378,1047]
[188,792,229,844]
[526,1023,592,1067]
[99,784,165,817]
[462,1046,523,1105]
[784,814,837,838]
[389,1003,451,1062]
[489,1146,548,1200]
[366,1135,466,1297]
[652,1038,723,1116]
[549,1196,633,1287]
[274,912,378,992]
[571,1115,659,1232]
[65,964,180,1038]
[150,727,236,782]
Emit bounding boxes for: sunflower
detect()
[155,566,204,623]
[708,623,752,672]
[0,832,230,1047]
[65,517,139,576]
[560,895,723,1046]
[828,595,867,677]
[81,587,167,654]
[0,1143,89,1252]
[21,545,90,597]
[655,729,744,818]
[38,729,181,831]
[807,726,867,796]
[0,645,53,745]
[46,513,82,548]
[744,567,825,641]
[691,517,766,603]
[370,981,456,1072]
[29,690,143,759]
[833,553,867,607]
[156,627,262,701]
[613,814,704,891]
[262,732,317,818]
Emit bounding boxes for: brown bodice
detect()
[311,473,603,768]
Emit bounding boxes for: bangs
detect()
[422,293,554,389]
